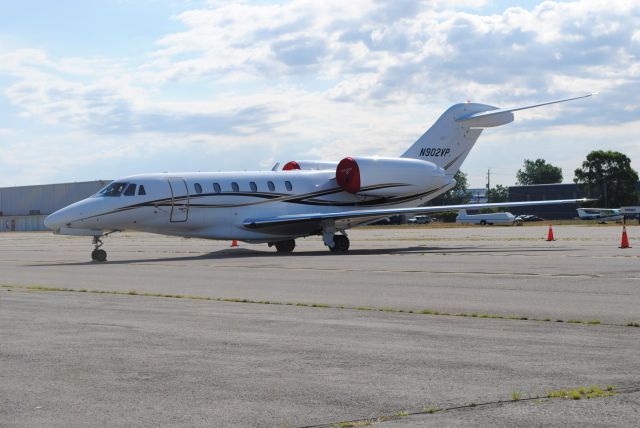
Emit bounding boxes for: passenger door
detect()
[168,178,189,222]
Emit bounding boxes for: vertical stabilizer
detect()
[401,103,505,176]
[402,94,592,176]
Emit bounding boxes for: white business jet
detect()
[44,95,592,261]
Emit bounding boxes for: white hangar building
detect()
[0,180,110,232]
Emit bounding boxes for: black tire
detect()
[479,220,487,226]
[94,249,107,262]
[274,239,295,253]
[91,250,98,261]
[332,235,350,252]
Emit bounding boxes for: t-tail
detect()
[401,94,593,176]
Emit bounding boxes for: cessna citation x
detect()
[45,95,592,261]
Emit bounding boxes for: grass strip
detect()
[3,284,638,328]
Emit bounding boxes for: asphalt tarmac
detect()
[1,225,639,426]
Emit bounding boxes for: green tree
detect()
[574,150,639,207]
[431,170,472,205]
[516,159,563,185]
[486,184,509,203]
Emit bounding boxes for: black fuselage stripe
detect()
[69,183,438,223]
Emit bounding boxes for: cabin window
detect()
[138,185,146,196]
[250,181,257,192]
[285,180,293,192]
[231,182,239,192]
[267,181,275,192]
[99,182,128,197]
[213,183,221,193]
[194,183,203,194]
[124,183,137,196]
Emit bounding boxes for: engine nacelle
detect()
[282,160,338,171]
[336,156,451,196]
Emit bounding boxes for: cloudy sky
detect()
[0,0,638,188]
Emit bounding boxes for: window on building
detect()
[231,182,239,192]
[138,185,146,196]
[124,183,137,196]
[285,180,293,192]
[267,181,275,192]
[250,181,257,192]
[194,183,203,194]
[213,183,221,193]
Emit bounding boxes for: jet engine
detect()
[335,156,451,196]
[282,160,338,171]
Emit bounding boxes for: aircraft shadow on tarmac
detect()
[31,245,570,266]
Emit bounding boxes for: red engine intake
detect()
[334,156,451,197]
[282,161,301,170]
[336,157,361,194]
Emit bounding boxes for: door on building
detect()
[168,178,189,222]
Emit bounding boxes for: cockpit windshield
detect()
[97,182,129,197]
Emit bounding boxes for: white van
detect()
[456,209,516,225]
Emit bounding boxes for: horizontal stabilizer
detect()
[455,93,593,127]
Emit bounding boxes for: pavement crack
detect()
[300,384,640,428]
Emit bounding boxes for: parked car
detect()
[407,215,432,224]
[514,214,544,222]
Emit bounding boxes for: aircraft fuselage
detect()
[45,169,453,242]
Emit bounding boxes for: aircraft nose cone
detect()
[44,212,61,231]
[44,209,70,231]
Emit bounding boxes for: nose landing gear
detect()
[91,236,107,262]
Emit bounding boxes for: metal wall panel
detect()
[0,180,110,216]
[0,215,48,232]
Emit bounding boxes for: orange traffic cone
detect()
[231,240,239,247]
[546,224,556,241]
[619,226,631,249]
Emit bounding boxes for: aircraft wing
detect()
[243,198,590,229]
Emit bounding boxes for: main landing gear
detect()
[268,235,350,253]
[329,234,350,252]
[322,222,350,253]
[91,236,107,262]
[269,239,296,253]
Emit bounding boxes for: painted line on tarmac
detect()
[3,284,640,329]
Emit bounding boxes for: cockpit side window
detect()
[98,182,129,197]
[124,183,137,196]
[138,185,146,196]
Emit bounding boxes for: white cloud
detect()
[0,0,639,187]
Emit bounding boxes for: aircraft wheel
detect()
[274,239,295,253]
[332,234,350,252]
[92,249,107,262]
